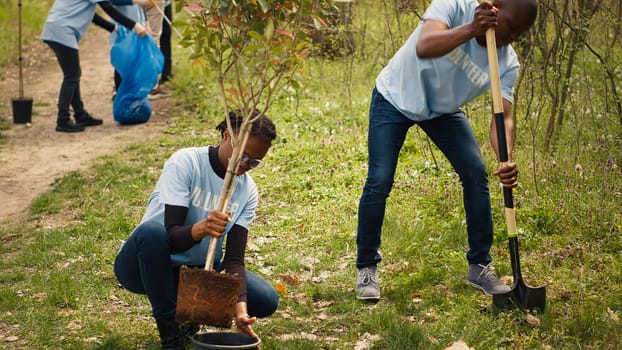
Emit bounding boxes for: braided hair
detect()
[216,109,277,142]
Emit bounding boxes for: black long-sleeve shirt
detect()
[92,1,136,33]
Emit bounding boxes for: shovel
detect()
[484,24,546,311]
[11,0,33,124]
[175,118,254,327]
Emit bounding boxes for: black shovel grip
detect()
[494,112,514,209]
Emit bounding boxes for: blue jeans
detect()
[114,220,279,321]
[46,41,87,124]
[356,88,493,269]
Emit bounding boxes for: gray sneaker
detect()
[355,266,380,301]
[466,263,511,296]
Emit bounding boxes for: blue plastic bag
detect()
[111,27,164,124]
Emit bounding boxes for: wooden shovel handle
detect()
[485,30,504,117]
[485,26,517,238]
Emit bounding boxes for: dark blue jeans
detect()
[356,88,493,269]
[46,41,87,124]
[114,220,279,321]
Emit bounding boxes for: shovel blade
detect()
[493,279,546,312]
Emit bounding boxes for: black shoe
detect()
[180,322,200,344]
[75,114,103,127]
[149,86,169,100]
[56,121,85,132]
[160,73,174,84]
[155,318,184,350]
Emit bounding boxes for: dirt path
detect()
[0,28,175,226]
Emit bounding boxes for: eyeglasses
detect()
[240,153,262,169]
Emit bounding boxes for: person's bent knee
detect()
[363,176,394,198]
[132,220,169,244]
[252,293,279,318]
[458,163,488,189]
[248,285,279,318]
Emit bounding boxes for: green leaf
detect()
[248,30,265,43]
[264,18,275,40]
[258,0,269,13]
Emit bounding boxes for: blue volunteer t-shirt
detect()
[376,0,519,121]
[108,4,146,46]
[41,0,103,50]
[141,146,258,266]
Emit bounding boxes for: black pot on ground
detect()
[12,97,32,124]
[191,332,261,350]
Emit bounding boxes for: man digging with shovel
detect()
[114,110,279,349]
[355,0,537,302]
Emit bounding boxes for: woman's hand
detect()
[493,162,518,188]
[234,313,258,339]
[132,0,152,8]
[191,210,231,241]
[133,23,147,37]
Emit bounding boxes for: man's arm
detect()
[490,98,515,161]
[491,98,518,188]
[416,2,498,58]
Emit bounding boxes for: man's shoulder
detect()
[423,0,477,26]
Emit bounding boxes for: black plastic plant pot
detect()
[12,97,33,124]
[192,332,261,350]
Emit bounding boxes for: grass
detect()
[1,2,622,349]
[0,0,54,69]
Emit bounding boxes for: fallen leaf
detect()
[275,283,288,295]
[313,300,334,309]
[354,333,381,350]
[277,332,318,341]
[311,270,331,282]
[499,275,513,284]
[607,307,619,322]
[526,314,540,327]
[559,290,572,301]
[428,335,440,344]
[1,233,19,241]
[279,273,302,286]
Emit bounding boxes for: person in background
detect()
[354,0,537,302]
[159,0,174,85]
[145,0,165,47]
[144,0,169,99]
[114,110,280,350]
[41,0,148,132]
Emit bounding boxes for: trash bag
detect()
[111,27,164,124]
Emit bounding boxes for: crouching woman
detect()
[114,110,279,349]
